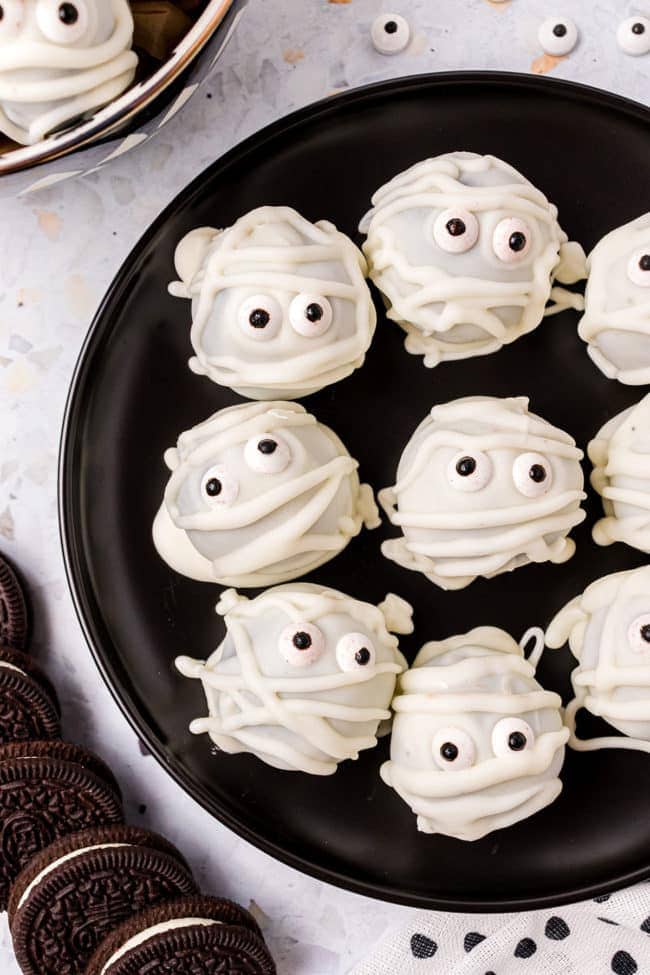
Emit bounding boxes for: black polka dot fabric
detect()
[640,916,650,933]
[545,917,570,940]
[611,950,638,975]
[410,933,437,959]
[514,938,537,958]
[464,931,486,952]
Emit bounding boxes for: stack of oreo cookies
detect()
[0,553,276,975]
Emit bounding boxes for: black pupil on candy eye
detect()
[509,231,527,252]
[529,464,547,483]
[440,742,459,762]
[59,3,79,23]
[384,20,398,34]
[508,731,527,751]
[249,308,270,329]
[639,254,650,271]
[446,218,466,237]
[456,456,476,477]
[632,22,646,35]
[205,478,222,497]
[640,625,650,643]
[293,631,312,651]
[305,303,323,323]
[355,647,371,666]
[257,439,277,455]
[553,23,567,37]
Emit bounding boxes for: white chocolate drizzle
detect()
[381,626,568,841]
[176,584,412,776]
[0,0,137,146]
[546,566,650,752]
[360,152,586,367]
[589,393,650,552]
[153,401,379,588]
[169,206,377,400]
[379,396,586,590]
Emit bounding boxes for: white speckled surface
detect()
[0,2,648,972]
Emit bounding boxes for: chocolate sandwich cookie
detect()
[0,755,123,910]
[0,738,122,800]
[0,647,61,744]
[10,824,199,975]
[86,895,276,975]
[0,554,29,651]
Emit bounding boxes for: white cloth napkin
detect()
[351,883,650,975]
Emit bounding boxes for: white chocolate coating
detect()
[546,566,650,751]
[359,152,586,367]
[0,0,137,146]
[379,396,586,590]
[153,401,380,588]
[589,393,650,552]
[169,206,377,400]
[578,213,650,384]
[381,627,568,841]
[176,584,413,776]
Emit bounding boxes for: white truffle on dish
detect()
[176,584,414,775]
[169,206,377,400]
[578,213,650,384]
[153,401,380,588]
[546,566,650,752]
[379,396,586,590]
[381,626,568,841]
[0,0,137,146]
[359,151,586,367]
[589,393,650,552]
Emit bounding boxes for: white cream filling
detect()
[102,918,221,974]
[17,843,130,911]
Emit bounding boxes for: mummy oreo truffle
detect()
[176,584,413,775]
[578,213,650,384]
[360,152,586,367]
[379,396,586,590]
[546,566,650,752]
[170,206,377,400]
[381,627,568,841]
[0,0,137,146]
[589,394,650,552]
[153,401,379,588]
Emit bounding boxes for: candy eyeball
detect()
[546,566,650,749]
[336,632,376,672]
[617,16,650,56]
[154,401,380,588]
[278,621,325,667]
[380,396,585,591]
[289,294,333,337]
[432,727,476,771]
[36,0,90,43]
[0,0,24,40]
[628,249,650,287]
[512,452,553,497]
[201,466,239,507]
[172,206,376,401]
[244,433,292,474]
[538,17,579,56]
[447,451,493,492]
[381,627,568,840]
[432,210,479,254]
[175,583,411,775]
[371,13,411,55]
[360,152,584,368]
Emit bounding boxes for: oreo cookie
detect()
[0,554,30,651]
[0,647,61,745]
[0,739,122,800]
[9,824,199,975]
[86,895,276,975]
[0,755,123,910]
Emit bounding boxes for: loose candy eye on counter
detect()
[537,17,579,57]
[617,16,650,56]
[371,13,411,55]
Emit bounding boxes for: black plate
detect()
[60,73,650,911]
